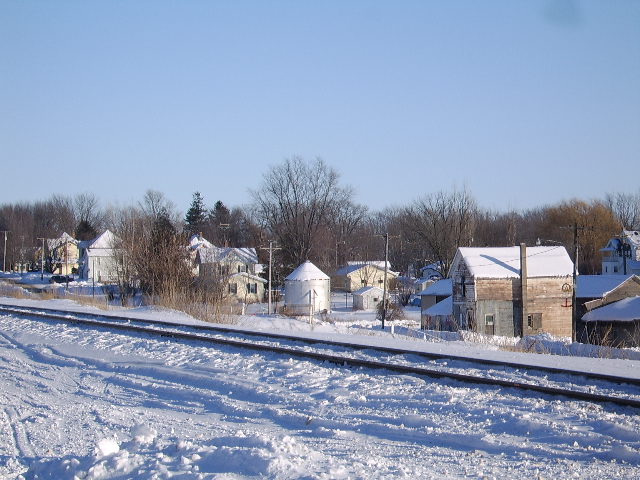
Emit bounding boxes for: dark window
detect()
[527,313,542,330]
[228,283,237,294]
[247,283,257,294]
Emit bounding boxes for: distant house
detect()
[418,279,453,330]
[187,233,214,275]
[196,246,266,303]
[582,296,640,347]
[600,231,640,275]
[78,230,119,283]
[450,245,574,337]
[333,261,398,293]
[352,286,384,310]
[34,232,80,276]
[420,262,444,281]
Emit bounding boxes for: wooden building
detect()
[450,245,574,337]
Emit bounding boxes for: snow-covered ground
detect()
[1,276,640,479]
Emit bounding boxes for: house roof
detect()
[582,296,640,323]
[601,231,640,252]
[418,278,453,297]
[336,261,397,277]
[423,295,453,316]
[453,246,573,279]
[197,247,258,265]
[576,274,636,299]
[188,234,214,251]
[352,286,384,296]
[47,232,78,250]
[286,261,329,281]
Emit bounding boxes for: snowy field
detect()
[1,276,640,478]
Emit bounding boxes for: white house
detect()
[600,230,640,275]
[196,246,266,303]
[333,261,398,292]
[285,261,330,316]
[78,230,119,283]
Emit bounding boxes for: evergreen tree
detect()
[75,219,97,241]
[185,192,206,236]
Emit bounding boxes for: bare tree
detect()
[252,157,364,273]
[605,191,640,231]
[403,188,477,276]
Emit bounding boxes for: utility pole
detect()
[571,223,578,343]
[382,233,389,329]
[1,231,8,272]
[520,243,528,338]
[219,223,230,247]
[260,241,281,315]
[374,232,400,330]
[561,223,584,343]
[37,237,46,280]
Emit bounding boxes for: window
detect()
[527,313,542,330]
[247,283,257,294]
[238,264,248,273]
[228,283,237,294]
[485,314,494,326]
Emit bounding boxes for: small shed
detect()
[421,296,454,331]
[582,296,640,347]
[352,286,384,310]
[284,261,331,315]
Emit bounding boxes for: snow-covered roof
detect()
[624,230,640,248]
[352,286,384,296]
[576,275,635,299]
[47,232,78,250]
[188,234,214,251]
[86,230,116,250]
[601,231,640,252]
[286,261,329,281]
[423,295,453,316]
[197,247,258,265]
[336,261,397,277]
[418,278,453,297]
[454,246,573,279]
[582,296,640,323]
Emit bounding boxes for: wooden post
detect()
[520,243,527,338]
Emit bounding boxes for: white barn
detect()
[284,261,330,316]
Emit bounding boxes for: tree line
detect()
[1,157,639,291]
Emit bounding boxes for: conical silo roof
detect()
[285,260,329,281]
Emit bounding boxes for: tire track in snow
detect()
[3,406,35,458]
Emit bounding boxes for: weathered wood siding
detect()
[524,277,573,337]
[454,270,572,337]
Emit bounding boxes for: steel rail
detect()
[1,304,639,410]
[1,303,639,387]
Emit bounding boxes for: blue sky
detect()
[1,0,639,214]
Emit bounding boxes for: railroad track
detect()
[1,303,639,410]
